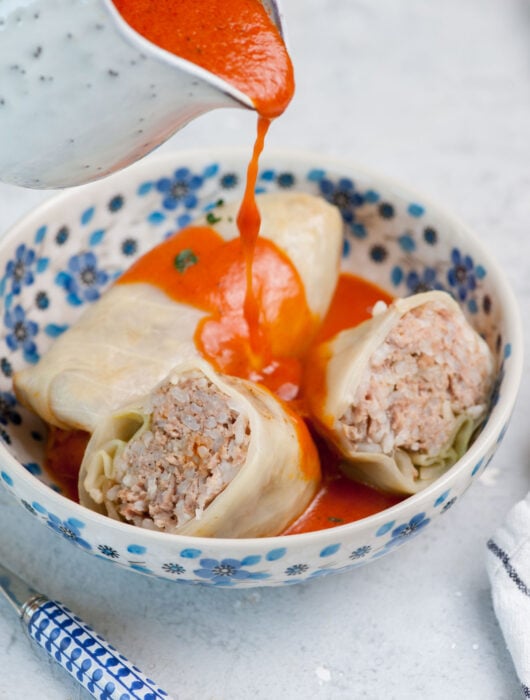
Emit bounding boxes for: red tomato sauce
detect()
[117,225,314,398]
[112,0,295,119]
[283,434,401,535]
[45,428,88,502]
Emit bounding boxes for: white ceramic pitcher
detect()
[0,0,283,189]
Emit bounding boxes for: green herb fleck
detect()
[174,248,198,273]
[327,516,344,524]
[206,211,221,225]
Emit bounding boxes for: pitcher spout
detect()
[0,0,285,189]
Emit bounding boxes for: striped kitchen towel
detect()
[487,493,530,698]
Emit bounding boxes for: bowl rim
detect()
[0,147,524,549]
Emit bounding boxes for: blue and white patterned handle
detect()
[24,596,172,700]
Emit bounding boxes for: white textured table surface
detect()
[1,0,529,697]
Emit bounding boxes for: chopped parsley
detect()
[174,248,198,273]
[206,211,222,225]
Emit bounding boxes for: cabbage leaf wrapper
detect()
[15,284,203,432]
[79,360,320,538]
[14,192,342,432]
[306,291,495,494]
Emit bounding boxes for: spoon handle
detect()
[23,595,172,700]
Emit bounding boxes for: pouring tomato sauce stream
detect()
[45,0,403,531]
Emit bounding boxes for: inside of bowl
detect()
[0,155,507,501]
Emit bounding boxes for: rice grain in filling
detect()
[111,373,250,530]
[339,300,493,458]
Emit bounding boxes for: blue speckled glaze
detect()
[0,151,522,587]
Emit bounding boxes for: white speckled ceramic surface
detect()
[0,0,255,188]
[0,149,522,588]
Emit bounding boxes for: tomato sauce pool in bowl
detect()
[0,149,522,586]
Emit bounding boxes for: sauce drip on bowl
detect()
[117,225,314,398]
[114,0,295,385]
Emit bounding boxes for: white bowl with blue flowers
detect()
[0,150,523,587]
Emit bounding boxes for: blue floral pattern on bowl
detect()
[0,151,521,587]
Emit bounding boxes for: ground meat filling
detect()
[110,373,251,530]
[340,301,492,457]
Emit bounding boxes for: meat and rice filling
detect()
[109,372,251,530]
[340,300,493,457]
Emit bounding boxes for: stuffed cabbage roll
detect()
[79,360,320,538]
[14,285,203,432]
[14,192,342,432]
[306,291,494,494]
